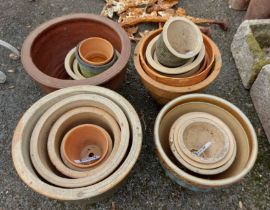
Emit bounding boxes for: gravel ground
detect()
[0,0,270,209]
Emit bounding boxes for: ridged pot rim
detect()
[21,13,131,89]
[154,93,258,188]
[12,86,142,201]
[134,33,221,93]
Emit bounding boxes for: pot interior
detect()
[31,18,122,79]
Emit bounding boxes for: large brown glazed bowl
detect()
[154,94,258,191]
[21,14,131,93]
[134,32,221,105]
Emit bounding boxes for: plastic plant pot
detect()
[156,17,203,67]
[47,106,121,178]
[12,86,142,202]
[154,94,257,191]
[21,14,131,93]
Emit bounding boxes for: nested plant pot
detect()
[156,17,203,67]
[30,93,130,188]
[169,112,237,175]
[21,13,131,93]
[12,86,142,202]
[154,94,257,191]
[47,106,121,178]
[141,29,215,87]
[134,32,221,105]
[61,124,112,169]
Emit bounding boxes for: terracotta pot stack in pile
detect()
[134,17,221,105]
[154,94,258,191]
[21,14,130,93]
[12,86,142,202]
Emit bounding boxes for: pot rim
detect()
[154,93,258,187]
[21,13,130,89]
[12,85,142,201]
[162,17,203,59]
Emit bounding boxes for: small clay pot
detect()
[244,0,270,19]
[134,30,221,105]
[154,94,257,191]
[78,37,114,66]
[12,85,142,202]
[141,29,214,87]
[156,17,203,67]
[146,35,205,75]
[169,112,237,175]
[229,0,250,10]
[47,106,120,178]
[75,48,119,78]
[61,124,111,169]
[21,14,131,93]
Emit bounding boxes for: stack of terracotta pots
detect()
[12,86,142,202]
[154,94,258,191]
[134,17,221,105]
[21,14,130,93]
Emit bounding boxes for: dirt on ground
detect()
[0,0,270,209]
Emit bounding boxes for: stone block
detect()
[250,64,270,142]
[231,19,270,89]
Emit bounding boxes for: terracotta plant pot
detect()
[229,0,250,10]
[61,124,111,169]
[169,112,237,175]
[47,106,121,178]
[156,17,203,67]
[141,29,215,87]
[30,93,130,188]
[75,48,119,78]
[78,37,114,66]
[134,31,221,105]
[245,0,270,19]
[146,35,205,75]
[154,94,257,191]
[21,14,131,93]
[12,86,142,202]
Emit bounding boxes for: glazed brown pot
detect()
[140,29,214,87]
[134,32,221,105]
[21,14,131,93]
[61,124,111,169]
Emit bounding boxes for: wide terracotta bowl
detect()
[140,29,215,87]
[154,94,257,191]
[12,86,142,202]
[134,32,221,105]
[21,14,131,93]
[47,106,120,178]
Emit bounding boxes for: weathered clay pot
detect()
[75,48,119,78]
[72,59,85,79]
[21,14,131,93]
[154,94,257,191]
[134,32,221,105]
[156,17,203,67]
[47,106,121,178]
[245,0,270,19]
[64,48,83,80]
[146,35,205,75]
[169,112,236,175]
[78,37,114,66]
[12,86,142,202]
[141,29,215,87]
[61,124,111,169]
[229,0,250,10]
[30,93,130,188]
